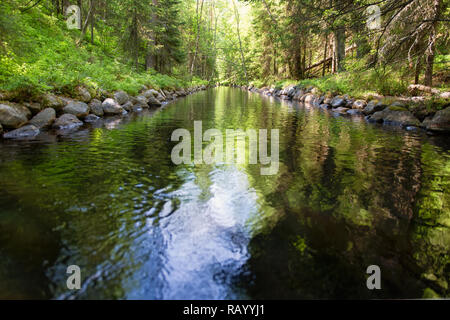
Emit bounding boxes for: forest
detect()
[0,0,448,98]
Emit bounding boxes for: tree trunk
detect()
[232,0,247,83]
[424,0,441,87]
[334,27,345,72]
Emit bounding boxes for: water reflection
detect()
[0,88,448,299]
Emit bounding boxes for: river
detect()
[0,87,449,299]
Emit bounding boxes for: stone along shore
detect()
[0,85,209,140]
[238,84,450,134]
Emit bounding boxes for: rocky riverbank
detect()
[238,84,450,134]
[0,85,209,140]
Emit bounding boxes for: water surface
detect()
[0,87,449,299]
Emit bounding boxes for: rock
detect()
[53,114,83,130]
[148,96,162,107]
[345,99,355,108]
[353,100,367,110]
[135,95,149,106]
[425,107,450,132]
[75,86,92,102]
[319,104,331,110]
[0,103,29,128]
[29,108,56,128]
[23,102,43,115]
[63,101,90,118]
[102,98,124,115]
[89,99,104,116]
[60,97,74,106]
[143,89,160,99]
[347,109,363,115]
[114,90,129,105]
[440,92,450,99]
[390,101,407,109]
[371,108,421,127]
[41,93,64,110]
[84,114,100,123]
[333,107,350,114]
[331,96,346,108]
[3,125,40,139]
[121,101,133,112]
[132,105,143,113]
[304,94,316,104]
[363,100,386,115]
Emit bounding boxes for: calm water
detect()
[0,87,449,299]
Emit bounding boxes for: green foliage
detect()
[0,1,207,96]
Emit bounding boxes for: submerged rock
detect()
[84,114,100,123]
[425,107,450,132]
[102,98,124,115]
[53,114,83,130]
[0,103,29,129]
[333,107,350,114]
[89,99,104,116]
[63,101,90,118]
[29,108,56,128]
[347,109,363,116]
[3,125,40,139]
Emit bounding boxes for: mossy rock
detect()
[388,106,408,112]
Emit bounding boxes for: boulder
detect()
[114,90,129,105]
[352,100,367,110]
[304,94,316,104]
[331,96,346,108]
[425,107,450,132]
[41,93,64,110]
[319,104,331,110]
[363,100,386,115]
[53,114,83,130]
[143,89,160,99]
[0,103,29,128]
[135,95,149,106]
[63,101,90,118]
[122,101,133,112]
[29,108,56,128]
[102,98,124,115]
[3,125,40,139]
[23,102,43,115]
[75,86,92,102]
[370,108,420,127]
[84,114,100,123]
[89,99,104,116]
[148,96,162,107]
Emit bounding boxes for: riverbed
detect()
[0,87,449,299]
